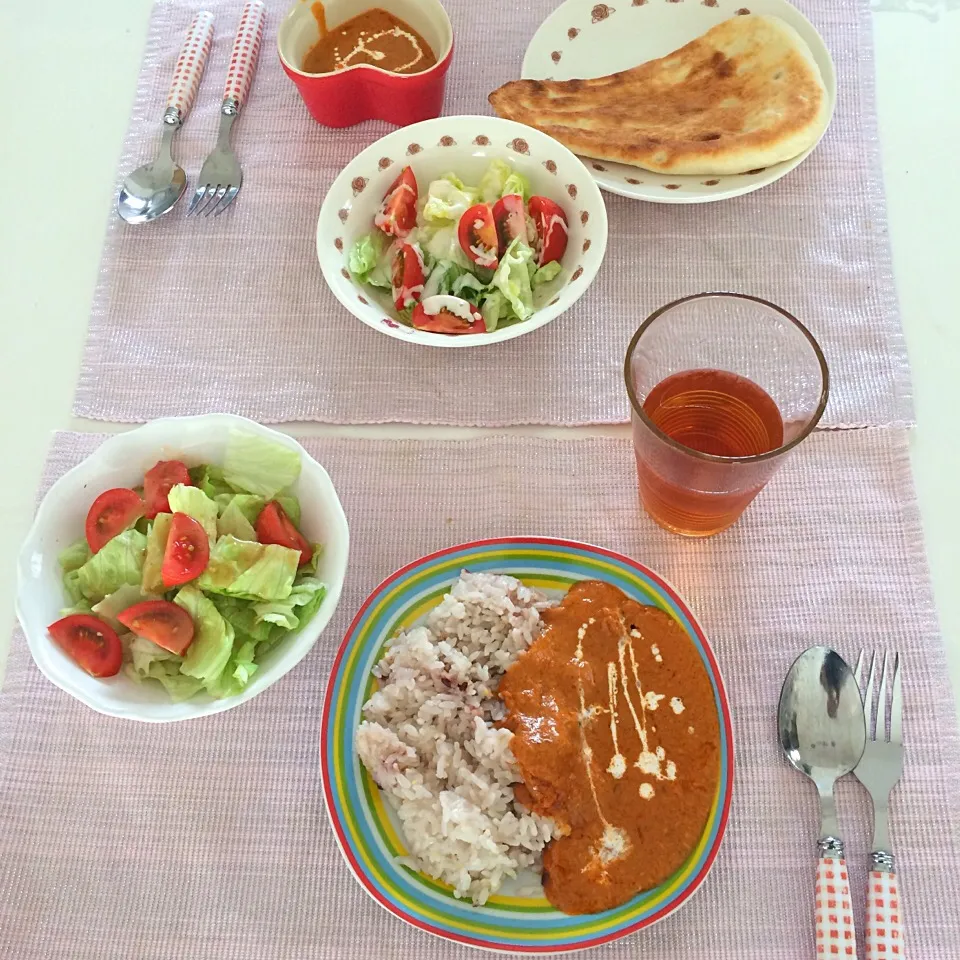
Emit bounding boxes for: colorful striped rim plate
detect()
[320,538,734,953]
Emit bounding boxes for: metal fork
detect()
[854,651,904,959]
[188,1,265,217]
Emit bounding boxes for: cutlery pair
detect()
[778,647,904,958]
[117,2,265,224]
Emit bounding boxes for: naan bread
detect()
[489,15,831,176]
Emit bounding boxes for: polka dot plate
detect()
[522,0,836,203]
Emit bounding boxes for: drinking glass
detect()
[624,293,829,537]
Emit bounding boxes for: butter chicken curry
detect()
[499,580,721,914]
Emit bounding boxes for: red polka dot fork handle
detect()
[221,0,266,116]
[866,865,903,959]
[164,11,215,126]
[816,851,859,958]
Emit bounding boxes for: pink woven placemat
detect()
[73,0,910,428]
[1,428,957,958]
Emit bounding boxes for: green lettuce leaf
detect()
[167,484,218,543]
[189,464,235,500]
[253,576,327,631]
[210,596,279,645]
[59,539,92,573]
[206,639,259,699]
[481,291,506,333]
[221,431,302,500]
[174,585,234,684]
[532,260,564,287]
[422,175,479,223]
[275,495,301,528]
[491,238,536,322]
[91,584,145,631]
[142,513,172,595]
[418,225,471,269]
[348,232,391,288]
[478,159,512,204]
[217,499,259,542]
[502,172,531,203]
[75,528,147,603]
[198,535,300,601]
[124,640,204,702]
[128,634,180,675]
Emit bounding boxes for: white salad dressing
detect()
[419,295,481,323]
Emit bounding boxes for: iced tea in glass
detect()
[624,293,829,537]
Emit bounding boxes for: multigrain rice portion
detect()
[355,572,556,903]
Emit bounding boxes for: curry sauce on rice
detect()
[355,572,721,912]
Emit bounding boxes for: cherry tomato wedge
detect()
[374,166,418,239]
[528,195,569,267]
[85,488,145,554]
[412,296,486,336]
[161,513,210,588]
[255,501,313,567]
[48,614,122,678]
[391,242,426,312]
[457,204,499,269]
[117,600,196,655]
[143,459,191,520]
[492,194,527,256]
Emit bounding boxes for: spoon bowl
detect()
[117,153,187,224]
[778,645,865,844]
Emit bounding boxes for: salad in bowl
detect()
[17,415,349,722]
[316,115,608,347]
[348,159,570,335]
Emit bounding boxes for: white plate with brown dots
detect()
[521,0,836,203]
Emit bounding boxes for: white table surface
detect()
[1,1,958,714]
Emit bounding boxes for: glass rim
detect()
[623,292,831,465]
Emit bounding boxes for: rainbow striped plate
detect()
[320,538,734,953]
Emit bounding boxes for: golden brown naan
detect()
[489,15,831,176]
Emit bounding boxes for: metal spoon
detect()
[778,646,865,957]
[117,12,214,223]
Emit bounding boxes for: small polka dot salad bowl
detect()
[316,115,609,348]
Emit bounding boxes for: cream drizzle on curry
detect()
[499,580,721,915]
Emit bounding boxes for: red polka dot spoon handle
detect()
[816,856,858,957]
[165,11,214,121]
[854,652,905,958]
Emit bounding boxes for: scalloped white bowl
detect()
[16,415,350,722]
[317,115,609,347]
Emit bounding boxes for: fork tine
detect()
[854,650,865,688]
[890,653,903,745]
[197,184,224,218]
[864,651,877,740]
[878,652,891,742]
[213,185,240,217]
[187,185,210,215]
[203,184,229,218]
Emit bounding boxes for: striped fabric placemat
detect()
[72,0,910,428]
[0,428,956,959]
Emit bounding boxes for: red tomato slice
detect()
[528,195,569,266]
[48,614,122,678]
[457,204,500,269]
[492,194,527,256]
[412,298,486,336]
[85,488,145,553]
[255,501,313,567]
[117,600,196,655]
[391,242,426,312]
[143,459,192,520]
[161,513,210,588]
[374,166,418,238]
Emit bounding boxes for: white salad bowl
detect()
[15,414,350,723]
[316,115,609,347]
